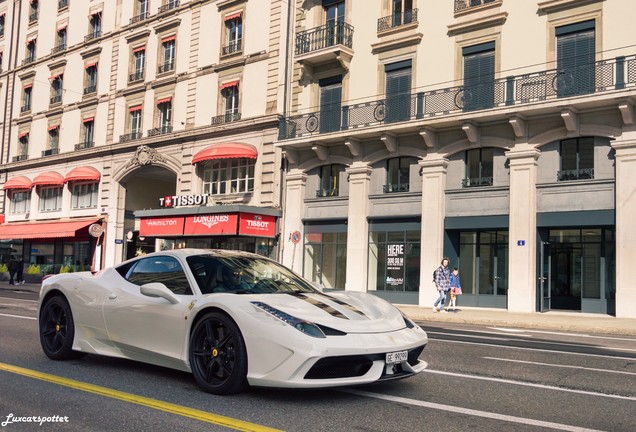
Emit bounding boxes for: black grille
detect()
[305,355,373,379]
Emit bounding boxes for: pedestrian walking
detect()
[448,267,462,311]
[16,259,24,285]
[433,257,451,312]
[7,257,18,286]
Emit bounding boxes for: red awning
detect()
[219,80,239,89]
[192,143,257,164]
[157,96,172,104]
[133,46,145,53]
[224,11,242,21]
[32,171,65,187]
[161,35,176,43]
[48,125,59,131]
[3,176,32,190]
[18,132,29,138]
[65,166,101,183]
[85,62,97,69]
[0,219,98,240]
[129,105,142,112]
[83,117,94,123]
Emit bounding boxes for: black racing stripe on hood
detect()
[293,293,349,319]
[306,292,369,319]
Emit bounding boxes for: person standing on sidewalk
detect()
[448,267,462,311]
[433,257,451,312]
[16,259,24,285]
[7,257,18,286]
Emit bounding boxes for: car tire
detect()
[39,295,85,360]
[189,311,248,394]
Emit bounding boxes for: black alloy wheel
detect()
[39,295,84,360]
[189,311,248,394]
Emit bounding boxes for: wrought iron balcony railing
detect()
[85,30,102,43]
[51,44,67,55]
[130,12,149,25]
[75,141,94,150]
[557,168,594,181]
[158,0,179,14]
[316,188,339,198]
[84,85,97,95]
[22,57,36,66]
[157,61,175,74]
[129,71,144,83]
[50,94,62,105]
[462,176,493,187]
[222,40,242,56]
[295,21,354,56]
[454,0,498,13]
[120,132,142,142]
[12,154,28,162]
[279,55,636,140]
[211,112,241,125]
[20,105,31,113]
[383,183,409,193]
[42,148,60,157]
[58,0,69,10]
[377,9,418,32]
[148,125,173,136]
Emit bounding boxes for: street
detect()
[1,289,634,432]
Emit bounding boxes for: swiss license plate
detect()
[386,350,408,364]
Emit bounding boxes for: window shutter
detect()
[386,66,412,122]
[319,80,342,133]
[463,44,495,110]
[556,22,595,96]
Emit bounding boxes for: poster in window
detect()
[386,243,404,289]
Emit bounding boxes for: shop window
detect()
[368,228,420,292]
[130,47,145,82]
[202,158,254,195]
[384,157,411,193]
[40,186,63,212]
[304,230,347,289]
[84,63,98,94]
[458,230,508,296]
[222,13,242,56]
[317,164,344,197]
[71,183,98,209]
[9,190,31,214]
[559,137,594,181]
[463,148,493,187]
[158,36,175,73]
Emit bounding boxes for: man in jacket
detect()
[433,257,451,312]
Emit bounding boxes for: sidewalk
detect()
[2,280,634,336]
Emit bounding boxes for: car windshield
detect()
[186,254,319,295]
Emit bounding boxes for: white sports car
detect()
[38,249,428,394]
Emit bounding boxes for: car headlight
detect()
[252,301,326,338]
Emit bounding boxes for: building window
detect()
[368,226,420,292]
[10,190,31,214]
[50,74,63,104]
[130,47,145,82]
[55,27,67,51]
[304,229,347,289]
[29,0,39,23]
[459,230,508,296]
[463,148,493,187]
[159,0,180,13]
[129,106,142,139]
[46,126,60,156]
[132,0,149,23]
[319,76,342,133]
[26,39,37,63]
[88,12,102,40]
[384,157,411,193]
[559,137,594,181]
[221,82,239,122]
[59,0,69,11]
[15,134,29,162]
[202,158,255,195]
[1,14,5,37]
[555,20,595,97]
[392,0,413,27]
[223,14,242,56]
[159,36,175,73]
[40,187,63,212]
[461,41,495,111]
[77,118,95,150]
[149,98,172,135]
[385,60,412,123]
[72,183,98,209]
[317,164,344,197]
[0,52,3,73]
[22,85,32,112]
[84,63,98,94]
[324,0,345,46]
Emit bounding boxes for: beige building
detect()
[277,0,636,318]
[0,1,290,273]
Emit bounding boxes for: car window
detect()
[127,256,193,295]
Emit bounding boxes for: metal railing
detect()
[83,85,97,95]
[129,71,144,83]
[383,183,409,193]
[462,176,493,187]
[12,154,28,162]
[85,30,102,43]
[377,9,418,32]
[316,188,339,198]
[454,0,498,13]
[130,12,149,25]
[22,57,36,66]
[157,61,174,74]
[295,21,354,55]
[211,112,241,125]
[42,148,60,157]
[74,141,94,151]
[148,125,173,136]
[51,44,67,54]
[279,55,636,140]
[222,40,242,56]
[20,105,31,113]
[158,0,179,13]
[58,0,69,10]
[50,94,62,104]
[120,132,142,142]
[557,168,594,181]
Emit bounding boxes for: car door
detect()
[102,255,193,365]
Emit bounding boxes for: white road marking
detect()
[423,369,636,401]
[342,388,604,432]
[445,328,534,337]
[0,313,36,320]
[0,296,37,302]
[493,327,636,342]
[484,357,636,376]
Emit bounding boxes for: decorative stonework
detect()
[124,145,166,169]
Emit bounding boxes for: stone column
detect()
[611,139,636,318]
[345,162,372,292]
[505,147,539,313]
[281,169,307,274]
[419,157,448,307]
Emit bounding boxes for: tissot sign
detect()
[159,194,210,208]
[239,213,276,237]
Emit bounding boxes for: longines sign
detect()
[159,194,210,208]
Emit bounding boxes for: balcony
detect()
[279,54,636,140]
[147,125,173,136]
[12,154,28,162]
[157,61,174,74]
[22,57,36,66]
[58,0,69,10]
[42,148,60,157]
[377,9,418,33]
[295,22,354,71]
[85,30,102,43]
[211,112,241,125]
[83,85,97,95]
[74,141,94,151]
[130,12,149,25]
[129,71,144,83]
[462,176,493,187]
[120,132,142,142]
[50,94,62,105]
[20,105,31,113]
[557,168,594,182]
[454,0,499,13]
[51,44,67,55]
[383,183,409,193]
[158,0,179,14]
[222,40,242,56]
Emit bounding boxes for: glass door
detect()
[540,240,551,312]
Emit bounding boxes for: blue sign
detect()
[517,240,525,246]
[115,239,124,244]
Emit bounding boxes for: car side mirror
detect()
[140,282,181,304]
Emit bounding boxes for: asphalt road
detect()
[1,290,634,432]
